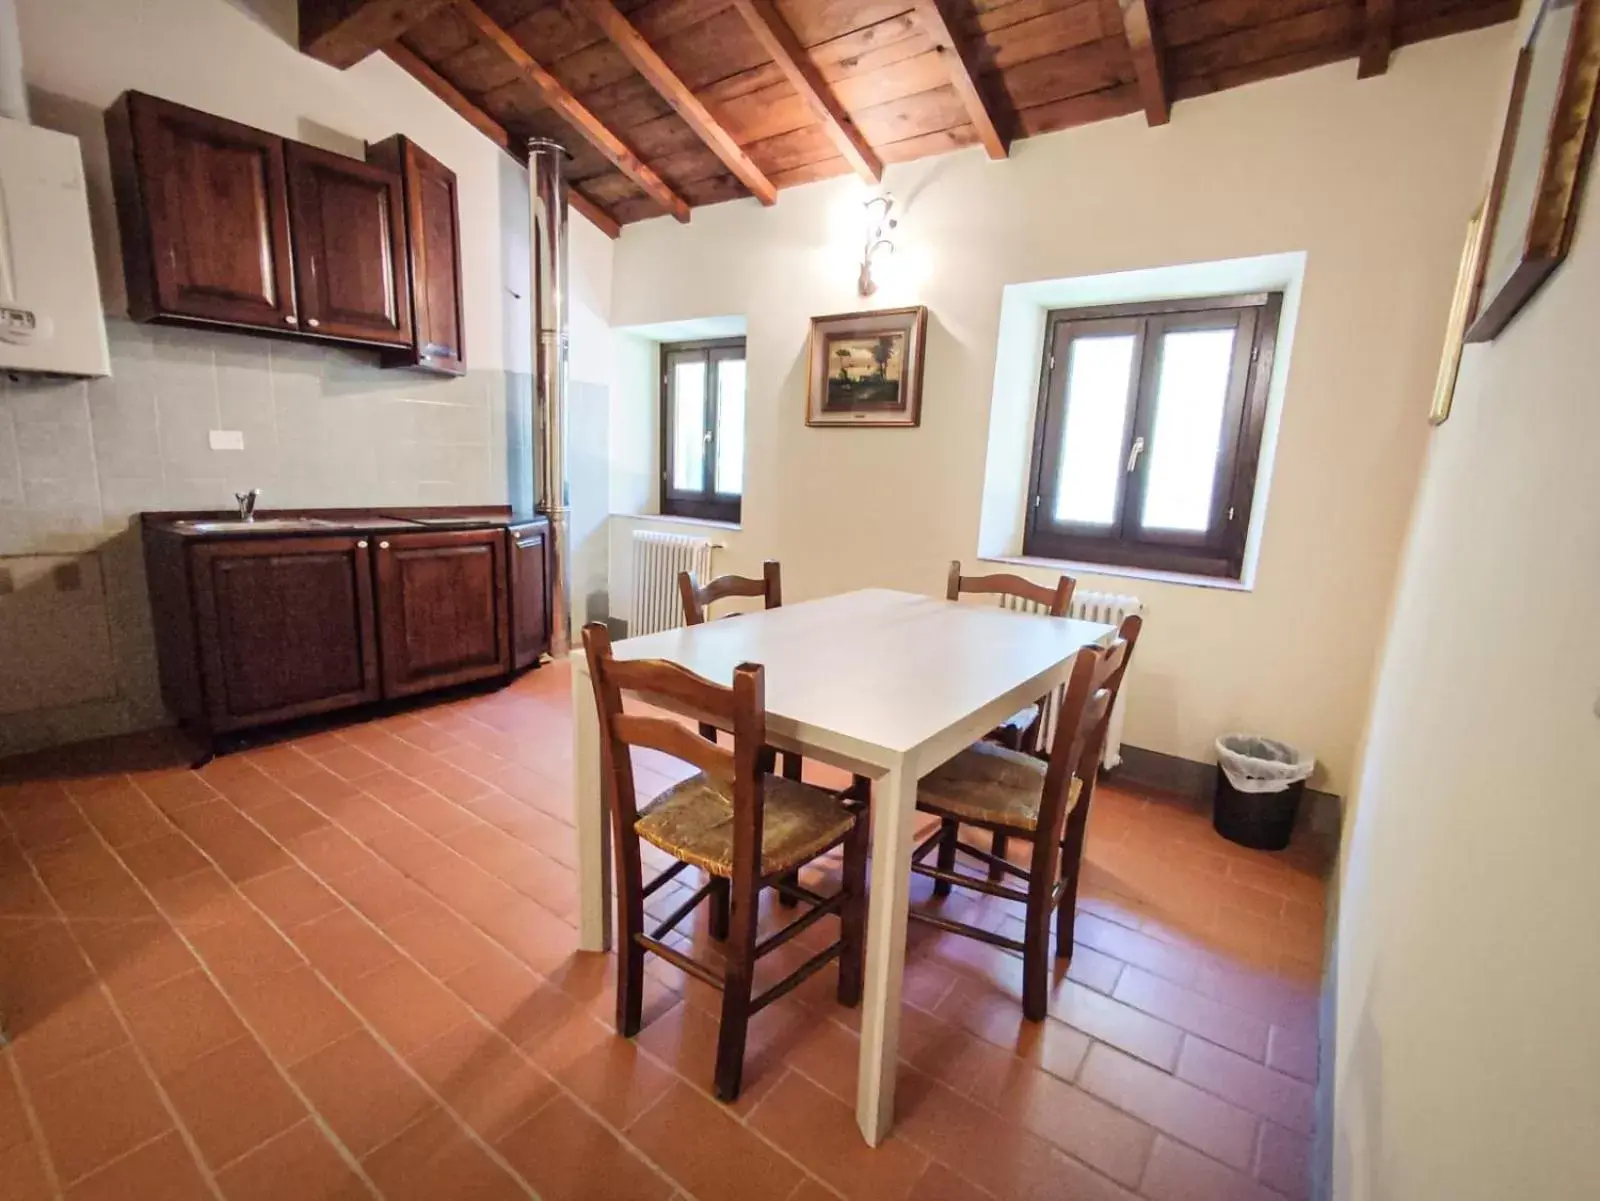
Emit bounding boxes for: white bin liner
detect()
[1215,735,1315,794]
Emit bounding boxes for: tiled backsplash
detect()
[0,318,527,755]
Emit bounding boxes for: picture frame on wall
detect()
[1466,0,1600,342]
[1431,204,1488,425]
[805,306,928,427]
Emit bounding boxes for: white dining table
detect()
[569,588,1115,1145]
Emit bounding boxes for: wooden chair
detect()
[946,561,1077,872]
[678,560,860,907]
[908,632,1127,1021]
[582,622,868,1101]
[678,560,782,626]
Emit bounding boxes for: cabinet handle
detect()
[356,540,368,549]
[284,314,299,326]
[307,318,320,328]
[378,541,390,550]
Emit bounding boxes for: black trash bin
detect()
[1212,736,1313,852]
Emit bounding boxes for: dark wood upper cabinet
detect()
[106,92,460,365]
[508,521,550,671]
[367,135,466,374]
[374,529,509,698]
[188,536,381,732]
[107,92,298,330]
[284,142,412,347]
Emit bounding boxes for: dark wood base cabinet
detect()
[143,513,550,746]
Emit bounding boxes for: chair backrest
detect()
[946,560,1075,617]
[679,560,782,626]
[582,623,769,882]
[1079,614,1142,796]
[1034,644,1116,847]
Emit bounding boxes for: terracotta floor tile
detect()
[291,1029,434,1158]
[990,1062,1154,1187]
[1077,1045,1258,1171]
[1036,980,1183,1072]
[167,803,289,883]
[626,1081,801,1201]
[0,1136,55,1201]
[221,965,362,1067]
[554,1031,679,1129]
[28,1045,173,1185]
[0,865,54,917]
[188,911,305,982]
[147,869,254,932]
[1266,1024,1319,1085]
[0,921,97,1019]
[162,1036,307,1169]
[292,908,401,987]
[64,1131,210,1201]
[287,825,381,880]
[120,970,248,1079]
[634,998,792,1116]
[1254,1121,1311,1200]
[339,958,474,1054]
[748,1073,928,1201]
[74,789,171,849]
[214,1121,368,1201]
[9,980,128,1081]
[408,1022,558,1144]
[364,1109,525,1201]
[443,954,583,1047]
[316,745,389,782]
[1139,1136,1284,1201]
[1176,1035,1314,1132]
[1071,914,1205,988]
[116,834,211,889]
[44,872,158,920]
[247,798,331,843]
[238,865,342,929]
[496,1093,672,1201]
[326,860,428,924]
[383,901,499,979]
[473,896,579,975]
[907,1162,996,1201]
[1113,968,1270,1061]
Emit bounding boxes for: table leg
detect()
[572,663,612,951]
[856,762,917,1145]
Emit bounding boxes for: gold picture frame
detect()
[1431,204,1487,425]
[1466,0,1600,342]
[805,306,928,428]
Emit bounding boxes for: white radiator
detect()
[1008,590,1143,771]
[629,530,714,637]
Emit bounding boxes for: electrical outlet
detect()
[209,429,245,451]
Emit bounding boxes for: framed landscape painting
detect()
[805,306,928,427]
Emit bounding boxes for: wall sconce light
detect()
[858,193,897,297]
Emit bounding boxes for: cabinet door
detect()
[375,530,509,697]
[285,142,412,346]
[369,136,466,374]
[189,537,380,733]
[508,522,549,670]
[119,93,298,329]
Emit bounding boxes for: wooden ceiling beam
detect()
[912,0,1008,160]
[1359,0,1397,78]
[301,0,449,69]
[382,41,624,238]
[730,0,882,184]
[453,0,691,222]
[1118,0,1170,126]
[572,0,778,205]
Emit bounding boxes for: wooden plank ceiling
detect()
[304,0,1519,236]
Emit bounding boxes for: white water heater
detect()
[0,116,109,376]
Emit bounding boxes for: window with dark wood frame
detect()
[1023,293,1281,580]
[660,338,746,524]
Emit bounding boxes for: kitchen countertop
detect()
[142,507,548,539]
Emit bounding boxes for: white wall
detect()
[0,0,610,753]
[607,29,1513,795]
[1333,23,1600,1201]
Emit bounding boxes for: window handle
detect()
[1126,436,1147,474]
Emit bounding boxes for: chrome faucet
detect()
[234,489,261,521]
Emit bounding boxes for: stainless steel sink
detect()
[174,518,337,533]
